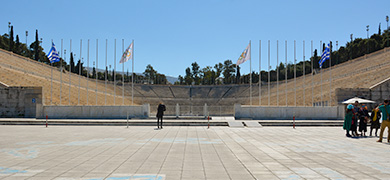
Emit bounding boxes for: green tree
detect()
[34,30,39,61]
[191,62,201,85]
[69,52,75,73]
[222,60,236,84]
[143,64,157,84]
[9,26,14,52]
[184,67,193,85]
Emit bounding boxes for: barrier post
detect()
[46,115,48,128]
[207,113,210,129]
[127,111,129,128]
[293,115,295,129]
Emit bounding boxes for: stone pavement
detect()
[0,126,389,180]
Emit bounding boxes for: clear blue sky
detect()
[1,0,389,78]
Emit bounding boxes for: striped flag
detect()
[119,42,133,64]
[319,43,330,68]
[47,42,60,63]
[236,43,251,65]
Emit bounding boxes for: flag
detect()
[236,43,251,65]
[319,43,330,68]
[119,42,133,64]
[47,42,60,63]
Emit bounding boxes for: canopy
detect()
[342,97,376,104]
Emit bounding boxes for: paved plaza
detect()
[0,125,389,180]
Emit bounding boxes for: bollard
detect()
[46,115,48,128]
[207,115,210,129]
[293,115,295,129]
[127,111,129,128]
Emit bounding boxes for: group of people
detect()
[343,100,390,143]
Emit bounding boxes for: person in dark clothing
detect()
[370,107,381,136]
[156,102,166,129]
[351,101,360,137]
[358,105,369,136]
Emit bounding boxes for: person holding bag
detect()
[376,100,390,143]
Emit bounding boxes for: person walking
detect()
[376,100,390,143]
[370,105,381,136]
[156,102,166,129]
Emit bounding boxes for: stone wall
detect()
[0,87,43,118]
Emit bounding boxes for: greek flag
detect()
[319,43,330,68]
[47,42,60,63]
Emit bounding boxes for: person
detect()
[156,102,166,129]
[343,104,354,137]
[351,101,360,137]
[370,105,381,136]
[358,105,369,136]
[376,100,390,142]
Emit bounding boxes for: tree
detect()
[379,23,381,35]
[236,65,241,84]
[191,62,201,85]
[69,52,75,73]
[214,62,223,78]
[9,26,14,52]
[15,35,20,54]
[201,66,216,85]
[34,30,39,61]
[92,67,96,79]
[184,67,193,85]
[222,60,236,84]
[143,64,157,84]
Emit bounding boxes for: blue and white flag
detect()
[47,42,60,63]
[319,43,330,68]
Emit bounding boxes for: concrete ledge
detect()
[235,104,345,120]
[38,104,150,119]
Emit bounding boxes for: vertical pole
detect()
[69,39,72,105]
[114,39,116,105]
[259,40,261,106]
[78,39,82,105]
[285,40,287,106]
[127,110,129,128]
[50,39,53,105]
[277,40,279,106]
[329,41,332,106]
[294,40,296,106]
[320,40,323,106]
[132,40,134,105]
[268,40,270,106]
[105,39,107,105]
[87,39,89,105]
[311,40,313,106]
[303,40,305,106]
[60,39,63,105]
[249,40,252,106]
[46,115,48,128]
[96,39,98,105]
[122,39,124,105]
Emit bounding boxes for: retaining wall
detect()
[38,104,150,119]
[234,104,344,120]
[0,87,43,118]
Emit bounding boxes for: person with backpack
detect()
[376,100,390,143]
[156,102,166,129]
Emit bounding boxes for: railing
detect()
[149,104,234,117]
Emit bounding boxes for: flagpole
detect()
[259,40,261,106]
[311,40,313,106]
[122,39,124,105]
[51,39,53,105]
[132,39,134,105]
[105,39,107,105]
[277,40,279,106]
[294,40,296,107]
[320,40,323,106]
[87,39,89,105]
[268,40,270,106]
[78,39,82,105]
[329,41,332,106]
[303,40,305,106]
[249,40,252,106]
[114,39,116,105]
[285,40,287,106]
[96,39,98,106]
[69,39,72,105]
[60,39,62,106]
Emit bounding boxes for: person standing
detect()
[370,106,381,136]
[343,104,354,137]
[376,100,390,143]
[156,102,166,129]
[358,105,369,136]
